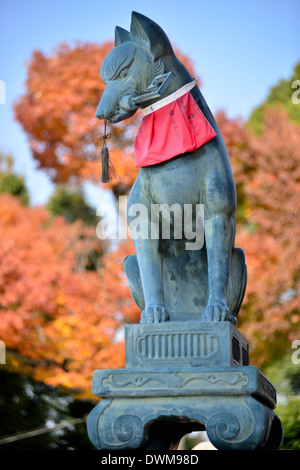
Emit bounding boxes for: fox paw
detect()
[202,302,229,322]
[140,304,169,324]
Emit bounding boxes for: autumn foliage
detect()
[1,40,299,395]
[0,193,138,395]
[217,108,300,364]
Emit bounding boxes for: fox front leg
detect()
[132,237,169,324]
[202,214,235,323]
[127,173,169,324]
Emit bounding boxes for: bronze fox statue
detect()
[96,11,247,325]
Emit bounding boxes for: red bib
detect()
[134,86,217,168]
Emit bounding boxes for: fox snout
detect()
[96,82,138,123]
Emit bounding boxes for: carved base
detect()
[87,323,282,450]
[125,321,249,368]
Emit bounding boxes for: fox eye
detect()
[118,67,129,79]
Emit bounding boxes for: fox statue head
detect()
[96,11,193,123]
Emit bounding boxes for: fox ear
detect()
[130,11,173,60]
[115,26,131,46]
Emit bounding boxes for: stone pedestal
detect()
[87,322,282,450]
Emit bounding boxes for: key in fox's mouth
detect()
[108,105,137,123]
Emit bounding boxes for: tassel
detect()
[101,144,116,183]
[99,119,116,183]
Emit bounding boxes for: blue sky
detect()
[0,0,299,205]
